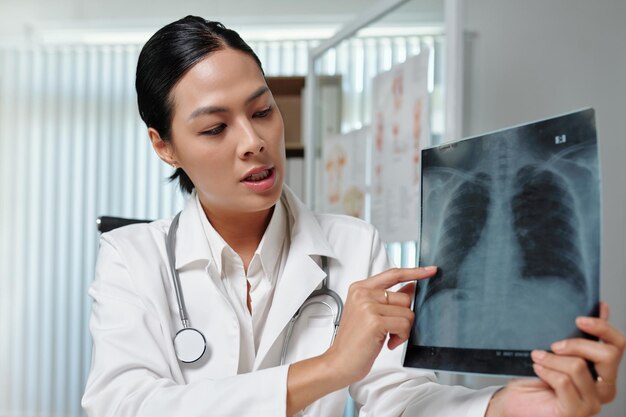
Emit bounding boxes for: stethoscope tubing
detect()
[167,211,344,364]
[166,213,191,328]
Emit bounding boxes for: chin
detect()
[244,182,283,210]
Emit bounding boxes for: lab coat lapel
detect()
[253,188,336,369]
[173,192,212,269]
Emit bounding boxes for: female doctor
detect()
[82,15,625,417]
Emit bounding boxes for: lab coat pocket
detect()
[282,299,337,365]
[307,314,333,328]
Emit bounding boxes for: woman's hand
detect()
[486,302,626,417]
[324,266,436,386]
[286,267,435,415]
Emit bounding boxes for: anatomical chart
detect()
[412,109,600,353]
[370,48,431,242]
[321,127,369,219]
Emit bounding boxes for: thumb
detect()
[599,301,610,321]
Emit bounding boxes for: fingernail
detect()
[551,340,566,351]
[531,350,547,361]
[422,266,437,272]
[533,363,544,372]
[577,316,594,326]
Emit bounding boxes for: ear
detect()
[148,128,179,168]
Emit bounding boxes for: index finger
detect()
[362,266,437,289]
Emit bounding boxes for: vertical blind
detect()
[0,32,443,417]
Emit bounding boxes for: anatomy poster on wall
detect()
[321,127,369,219]
[370,48,431,242]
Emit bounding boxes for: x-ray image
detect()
[404,109,600,376]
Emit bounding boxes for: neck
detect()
[200,202,275,270]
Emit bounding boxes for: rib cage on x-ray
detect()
[414,112,599,351]
[426,164,585,303]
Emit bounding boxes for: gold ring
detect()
[384,290,389,304]
[596,375,615,385]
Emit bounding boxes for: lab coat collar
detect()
[194,192,229,275]
[174,191,212,270]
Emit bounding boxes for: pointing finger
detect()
[363,267,437,290]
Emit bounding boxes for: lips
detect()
[240,166,277,193]
[244,169,272,182]
[241,166,274,182]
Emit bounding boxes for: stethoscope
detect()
[166,212,344,364]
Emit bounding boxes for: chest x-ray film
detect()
[403,109,600,376]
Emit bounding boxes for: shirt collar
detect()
[173,186,336,272]
[194,191,287,279]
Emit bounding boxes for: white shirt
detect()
[195,193,289,373]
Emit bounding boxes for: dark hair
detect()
[136,15,265,194]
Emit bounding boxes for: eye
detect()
[253,106,273,118]
[201,124,226,136]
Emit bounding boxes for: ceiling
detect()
[0,0,445,42]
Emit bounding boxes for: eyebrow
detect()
[188,86,270,120]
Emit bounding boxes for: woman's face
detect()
[155,48,285,219]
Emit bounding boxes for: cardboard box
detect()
[267,77,305,148]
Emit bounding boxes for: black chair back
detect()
[96,216,152,233]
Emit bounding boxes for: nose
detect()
[237,119,265,158]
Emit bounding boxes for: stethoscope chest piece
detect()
[167,212,207,364]
[174,327,207,363]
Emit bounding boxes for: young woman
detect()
[82,16,625,417]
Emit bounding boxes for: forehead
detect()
[171,48,266,116]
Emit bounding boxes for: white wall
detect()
[462,1,626,415]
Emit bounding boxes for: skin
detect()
[148,47,625,417]
[150,48,286,269]
[486,302,625,417]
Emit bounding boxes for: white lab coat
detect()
[82,187,498,417]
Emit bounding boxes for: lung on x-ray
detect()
[403,109,600,376]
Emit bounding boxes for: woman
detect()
[82,16,625,417]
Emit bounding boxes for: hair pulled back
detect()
[136,15,264,194]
